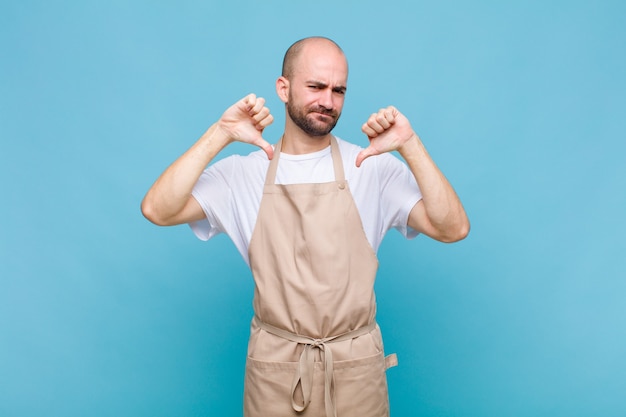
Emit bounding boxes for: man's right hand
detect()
[141,94,275,226]
[217,94,275,159]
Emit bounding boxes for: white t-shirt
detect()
[189,137,422,265]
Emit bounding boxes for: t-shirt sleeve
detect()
[188,158,235,241]
[377,153,423,239]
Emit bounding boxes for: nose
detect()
[318,88,334,110]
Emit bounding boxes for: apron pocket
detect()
[244,357,324,417]
[334,351,391,417]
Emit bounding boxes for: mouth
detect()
[310,111,335,121]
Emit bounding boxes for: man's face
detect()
[285,42,348,137]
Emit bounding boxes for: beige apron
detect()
[244,136,397,417]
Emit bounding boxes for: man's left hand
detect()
[356,106,418,167]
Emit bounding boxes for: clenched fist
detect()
[217,94,275,159]
[356,106,418,167]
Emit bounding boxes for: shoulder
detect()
[206,148,270,180]
[213,147,269,167]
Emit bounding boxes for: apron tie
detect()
[253,317,377,417]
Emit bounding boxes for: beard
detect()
[286,100,340,137]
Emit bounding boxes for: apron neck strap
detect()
[265,136,345,185]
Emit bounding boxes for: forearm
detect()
[141,124,230,225]
[399,134,469,242]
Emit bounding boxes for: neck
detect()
[280,123,332,155]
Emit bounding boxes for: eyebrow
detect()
[307,80,347,93]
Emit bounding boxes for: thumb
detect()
[254,137,274,160]
[355,146,377,168]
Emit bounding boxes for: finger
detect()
[388,105,400,118]
[368,111,393,134]
[361,122,379,138]
[256,113,274,130]
[249,96,266,115]
[383,107,396,125]
[253,138,274,160]
[252,106,271,123]
[242,93,257,111]
[375,109,392,130]
[368,119,386,134]
[355,146,378,167]
[363,114,384,135]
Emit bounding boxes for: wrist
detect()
[204,122,234,148]
[398,133,423,158]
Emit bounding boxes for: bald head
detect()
[281,37,346,79]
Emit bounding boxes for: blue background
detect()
[2,1,625,416]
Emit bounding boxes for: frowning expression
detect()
[282,40,348,136]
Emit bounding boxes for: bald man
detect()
[142,37,469,417]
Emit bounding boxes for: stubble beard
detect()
[286,100,340,137]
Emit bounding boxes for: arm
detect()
[141,94,274,226]
[356,106,469,243]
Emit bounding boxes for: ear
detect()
[276,76,289,103]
